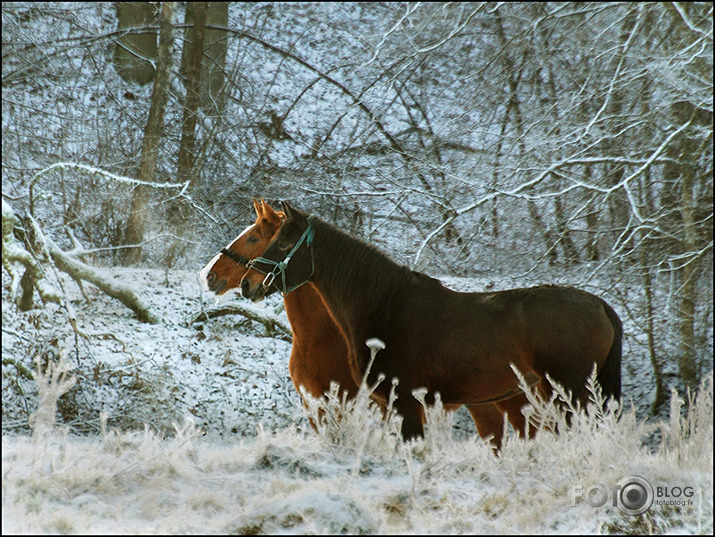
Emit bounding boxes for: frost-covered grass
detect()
[2,268,713,533]
[2,353,713,534]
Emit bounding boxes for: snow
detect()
[2,267,713,534]
[2,3,711,531]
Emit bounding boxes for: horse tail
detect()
[596,299,622,403]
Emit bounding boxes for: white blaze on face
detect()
[198,224,254,291]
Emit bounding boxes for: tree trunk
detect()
[554,194,579,265]
[665,101,707,389]
[176,2,207,186]
[168,2,208,245]
[642,258,666,412]
[494,7,558,266]
[124,2,175,264]
[677,120,699,389]
[181,2,228,114]
[584,167,600,262]
[660,4,713,389]
[490,107,510,240]
[113,2,159,85]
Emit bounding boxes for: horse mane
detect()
[309,215,442,312]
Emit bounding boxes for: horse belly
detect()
[399,311,532,405]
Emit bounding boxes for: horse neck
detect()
[309,219,408,345]
[283,283,339,339]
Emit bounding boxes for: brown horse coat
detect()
[201,200,535,448]
[240,202,622,441]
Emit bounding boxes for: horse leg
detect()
[496,393,535,439]
[397,400,425,441]
[465,403,506,451]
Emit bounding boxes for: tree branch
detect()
[24,214,159,324]
[192,305,291,341]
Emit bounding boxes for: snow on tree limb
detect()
[28,162,189,218]
[2,200,159,324]
[2,199,62,307]
[35,224,160,324]
[29,162,188,191]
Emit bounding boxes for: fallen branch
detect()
[41,231,159,324]
[2,200,159,324]
[24,214,158,324]
[192,306,292,341]
[2,200,62,308]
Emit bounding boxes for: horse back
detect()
[474,285,616,395]
[386,283,615,396]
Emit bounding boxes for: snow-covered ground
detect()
[2,268,713,533]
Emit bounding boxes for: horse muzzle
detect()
[241,279,266,302]
[202,270,227,295]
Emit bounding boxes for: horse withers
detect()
[240,202,622,442]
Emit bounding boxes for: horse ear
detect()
[262,200,282,225]
[281,201,297,220]
[252,198,262,217]
[262,199,286,222]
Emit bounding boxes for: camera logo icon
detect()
[572,475,656,515]
[615,476,654,516]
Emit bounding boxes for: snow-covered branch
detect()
[28,162,189,216]
[35,223,159,324]
[2,199,62,308]
[2,199,158,324]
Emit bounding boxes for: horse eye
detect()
[246,236,258,244]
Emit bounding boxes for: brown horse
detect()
[239,202,623,442]
[199,199,358,405]
[200,199,521,447]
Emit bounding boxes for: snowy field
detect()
[2,269,713,534]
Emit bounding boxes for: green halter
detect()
[246,215,315,295]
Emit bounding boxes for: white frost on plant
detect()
[365,337,386,350]
[2,371,712,534]
[2,268,712,534]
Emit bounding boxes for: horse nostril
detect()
[206,271,216,285]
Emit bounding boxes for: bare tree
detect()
[2,2,711,397]
[113,2,159,85]
[176,2,207,187]
[124,2,176,264]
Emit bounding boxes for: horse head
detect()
[240,201,315,301]
[199,198,283,296]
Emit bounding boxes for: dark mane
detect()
[310,216,440,311]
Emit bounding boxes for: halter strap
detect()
[246,215,315,295]
[219,248,253,267]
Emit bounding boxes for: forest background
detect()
[2,2,713,439]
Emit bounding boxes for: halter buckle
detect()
[262,271,276,289]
